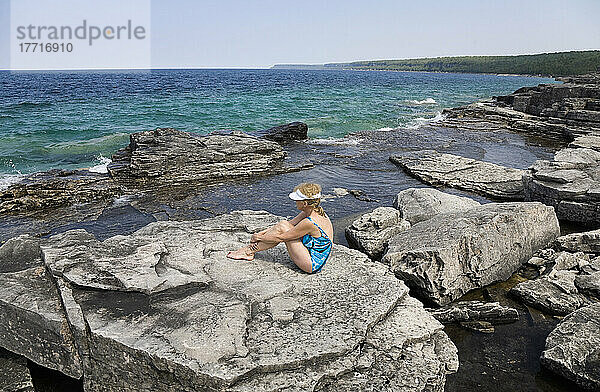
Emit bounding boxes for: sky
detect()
[1,0,599,69]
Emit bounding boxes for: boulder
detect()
[390,151,525,200]
[428,301,519,324]
[382,202,560,306]
[0,169,122,214]
[524,137,600,225]
[0,348,34,392]
[541,303,600,391]
[393,188,481,224]
[107,128,287,190]
[259,122,308,143]
[0,210,458,392]
[345,207,410,259]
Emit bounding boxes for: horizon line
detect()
[3,48,598,72]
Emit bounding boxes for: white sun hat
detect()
[289,189,322,200]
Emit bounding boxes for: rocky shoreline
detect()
[1,75,600,391]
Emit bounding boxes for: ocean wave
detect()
[306,137,361,146]
[405,111,446,129]
[88,155,112,174]
[45,133,128,153]
[407,98,437,105]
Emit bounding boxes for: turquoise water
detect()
[0,69,554,187]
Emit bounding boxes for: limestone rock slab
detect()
[390,151,525,200]
[383,202,560,306]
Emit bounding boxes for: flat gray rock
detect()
[541,303,600,391]
[0,348,34,392]
[108,128,287,190]
[383,202,560,306]
[390,151,525,200]
[345,207,410,259]
[393,187,480,224]
[0,210,458,392]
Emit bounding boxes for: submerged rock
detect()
[524,136,600,225]
[0,347,34,392]
[108,128,288,190]
[345,207,411,259]
[0,210,458,392]
[390,151,525,200]
[428,301,519,325]
[393,187,481,224]
[383,202,560,306]
[541,303,600,391]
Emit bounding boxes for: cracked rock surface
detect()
[393,187,481,225]
[390,151,525,200]
[383,202,560,306]
[541,303,600,391]
[0,210,458,391]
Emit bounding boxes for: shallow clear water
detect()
[0,69,554,184]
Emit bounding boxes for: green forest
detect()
[274,51,600,76]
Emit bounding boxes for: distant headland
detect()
[271,50,600,76]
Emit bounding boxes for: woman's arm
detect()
[288,210,308,226]
[256,219,311,243]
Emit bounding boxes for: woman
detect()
[227,183,333,273]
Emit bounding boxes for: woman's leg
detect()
[284,239,313,273]
[227,220,293,260]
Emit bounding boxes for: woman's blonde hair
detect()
[294,183,326,216]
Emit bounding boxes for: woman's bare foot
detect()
[227,243,258,261]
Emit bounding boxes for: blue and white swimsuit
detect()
[301,216,333,273]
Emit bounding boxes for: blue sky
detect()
[1,0,599,69]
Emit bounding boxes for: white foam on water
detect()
[405,111,446,129]
[306,137,361,146]
[407,98,437,105]
[88,155,112,174]
[0,173,25,191]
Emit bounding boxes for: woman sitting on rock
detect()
[227,182,333,273]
